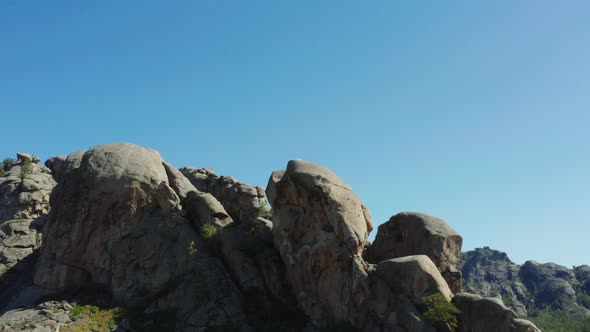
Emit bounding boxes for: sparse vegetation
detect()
[19,156,33,180]
[0,165,4,177]
[2,158,14,171]
[527,308,590,332]
[420,293,461,331]
[254,204,272,220]
[200,223,221,254]
[201,223,217,240]
[188,240,197,255]
[66,305,126,332]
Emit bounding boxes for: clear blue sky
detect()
[1,1,589,267]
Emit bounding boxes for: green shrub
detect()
[70,305,85,319]
[420,293,461,331]
[188,240,197,255]
[19,156,32,180]
[200,224,221,255]
[0,165,4,177]
[2,158,14,171]
[254,204,272,220]
[201,224,217,240]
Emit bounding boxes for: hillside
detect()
[461,247,590,331]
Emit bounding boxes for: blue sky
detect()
[1,1,589,267]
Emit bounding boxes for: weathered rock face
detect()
[33,143,248,329]
[180,166,267,223]
[461,247,529,316]
[0,162,55,223]
[0,158,55,279]
[367,212,463,294]
[461,247,590,317]
[0,219,43,273]
[175,163,296,314]
[0,300,72,332]
[267,160,374,325]
[520,260,589,315]
[375,255,453,301]
[453,292,541,332]
[44,150,86,182]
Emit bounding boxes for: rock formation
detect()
[453,293,540,332]
[0,144,543,331]
[366,212,463,294]
[180,166,267,223]
[461,247,529,316]
[33,144,248,329]
[267,160,452,330]
[0,159,55,224]
[461,247,590,318]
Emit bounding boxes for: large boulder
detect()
[375,255,453,301]
[44,150,86,182]
[180,166,267,223]
[266,160,373,326]
[367,212,463,293]
[453,292,541,332]
[33,143,247,329]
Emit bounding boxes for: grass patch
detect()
[66,305,126,332]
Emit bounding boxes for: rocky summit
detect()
[461,247,590,317]
[0,143,541,331]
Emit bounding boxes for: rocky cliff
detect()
[461,247,590,318]
[0,143,541,331]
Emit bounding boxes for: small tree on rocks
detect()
[421,293,461,331]
[19,156,33,180]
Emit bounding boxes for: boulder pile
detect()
[0,143,540,331]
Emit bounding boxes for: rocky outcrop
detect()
[0,143,545,331]
[367,212,463,294]
[0,161,55,223]
[267,160,459,331]
[0,157,55,290]
[17,153,40,165]
[33,143,248,329]
[453,293,540,332]
[461,247,590,317]
[44,150,85,182]
[461,247,529,316]
[0,219,43,273]
[30,143,305,330]
[0,301,72,332]
[520,261,589,315]
[180,166,267,223]
[267,160,373,326]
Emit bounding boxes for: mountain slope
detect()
[460,247,590,318]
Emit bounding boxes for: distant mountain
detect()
[460,247,590,318]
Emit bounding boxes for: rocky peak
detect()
[461,248,590,318]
